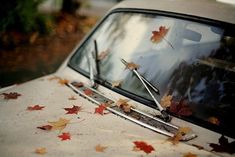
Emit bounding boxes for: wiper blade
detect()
[121,59,171,122]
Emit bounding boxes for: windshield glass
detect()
[69,12,235,137]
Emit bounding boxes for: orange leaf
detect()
[58,79,69,85]
[95,144,108,152]
[133,141,155,154]
[35,147,47,155]
[94,104,107,115]
[168,127,192,145]
[2,92,21,100]
[27,105,45,111]
[183,152,197,157]
[83,89,93,96]
[160,95,172,108]
[64,105,81,114]
[151,26,169,43]
[207,117,220,125]
[58,132,71,141]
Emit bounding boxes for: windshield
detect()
[69,12,235,137]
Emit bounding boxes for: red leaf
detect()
[83,89,93,96]
[133,141,155,154]
[169,99,192,116]
[64,105,81,114]
[27,105,45,111]
[209,135,235,154]
[58,132,71,141]
[151,26,169,43]
[37,125,52,131]
[94,104,107,115]
[2,92,21,99]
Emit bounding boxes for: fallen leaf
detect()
[133,141,155,154]
[35,147,47,155]
[58,132,71,141]
[183,152,197,157]
[116,98,132,113]
[58,79,69,85]
[29,32,39,44]
[168,127,192,145]
[125,61,140,70]
[83,89,93,96]
[208,117,220,125]
[37,125,53,131]
[111,80,122,88]
[95,144,108,152]
[160,95,172,108]
[169,99,193,116]
[68,96,77,100]
[151,26,169,43]
[48,118,70,131]
[48,76,60,81]
[98,49,109,61]
[27,105,45,111]
[2,92,21,100]
[209,135,235,154]
[64,105,81,114]
[116,99,129,107]
[94,104,107,115]
[72,82,84,88]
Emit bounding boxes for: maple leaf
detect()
[48,118,70,131]
[111,80,122,88]
[64,105,81,114]
[125,62,140,70]
[209,135,235,154]
[151,26,169,43]
[83,89,93,96]
[58,132,71,141]
[183,152,197,157]
[94,104,107,115]
[168,127,192,145]
[160,95,173,108]
[133,141,155,154]
[116,98,132,113]
[2,92,21,100]
[169,99,192,116]
[98,49,109,61]
[207,117,220,125]
[68,96,77,100]
[27,105,45,111]
[95,144,108,152]
[37,125,53,131]
[35,147,47,155]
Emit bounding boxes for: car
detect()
[0,0,235,156]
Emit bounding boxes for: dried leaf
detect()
[208,117,220,125]
[94,104,107,115]
[27,105,45,111]
[2,92,21,100]
[133,141,155,154]
[58,79,69,85]
[111,80,122,88]
[29,32,39,44]
[160,95,173,108]
[168,127,192,145]
[169,99,192,116]
[98,49,109,61]
[58,132,71,141]
[209,135,235,154]
[48,118,70,131]
[151,26,169,43]
[95,144,108,152]
[64,105,81,114]
[68,96,77,100]
[83,89,93,96]
[37,125,52,131]
[116,98,132,113]
[116,99,129,107]
[183,152,197,157]
[35,147,47,155]
[125,62,140,70]
[72,82,84,88]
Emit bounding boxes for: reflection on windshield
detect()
[70,12,235,137]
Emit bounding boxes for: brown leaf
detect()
[98,49,109,61]
[125,62,140,70]
[133,141,155,154]
[27,105,45,111]
[151,26,169,43]
[29,32,39,44]
[95,144,108,152]
[207,117,220,125]
[160,95,172,108]
[37,125,53,131]
[168,127,192,145]
[209,135,235,154]
[58,79,69,85]
[111,80,122,88]
[35,147,47,155]
[2,92,21,100]
[169,99,193,116]
[72,82,84,88]
[116,98,132,113]
[68,96,77,100]
[64,105,81,114]
[183,152,197,157]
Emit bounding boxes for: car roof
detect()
[112,0,235,25]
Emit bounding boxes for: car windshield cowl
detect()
[69,11,235,138]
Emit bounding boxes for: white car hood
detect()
[0,75,219,157]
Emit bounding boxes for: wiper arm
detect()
[121,59,171,122]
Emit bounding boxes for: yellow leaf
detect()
[183,152,197,157]
[48,118,70,131]
[111,80,123,88]
[116,98,132,113]
[160,95,172,108]
[35,147,47,155]
[95,144,107,152]
[58,79,69,85]
[168,127,192,145]
[116,98,129,107]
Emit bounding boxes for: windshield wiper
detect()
[121,59,171,122]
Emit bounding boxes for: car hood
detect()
[0,75,219,157]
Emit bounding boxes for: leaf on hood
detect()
[133,141,155,154]
[111,80,123,88]
[116,98,132,113]
[125,61,140,70]
[68,95,77,100]
[94,104,107,115]
[37,125,53,131]
[83,89,93,96]
[209,135,235,154]
[183,152,197,157]
[58,79,69,85]
[58,132,71,141]
[72,82,84,88]
[168,127,192,145]
[207,117,220,125]
[160,95,173,108]
[27,105,45,111]
[169,99,192,116]
[48,118,70,131]
[2,92,21,100]
[98,49,109,61]
[95,144,108,152]
[151,26,169,43]
[64,105,81,114]
[35,147,47,155]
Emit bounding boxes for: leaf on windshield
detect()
[168,127,192,145]
[160,95,173,108]
[64,105,81,114]
[27,105,45,111]
[209,135,235,154]
[125,61,140,70]
[183,152,197,157]
[207,117,220,125]
[98,49,109,61]
[169,99,193,116]
[151,26,169,43]
[133,141,155,154]
[58,132,71,141]
[111,80,122,88]
[37,125,53,131]
[35,147,47,155]
[116,98,132,113]
[94,104,107,115]
[2,92,21,100]
[95,144,108,152]
[83,89,93,96]
[48,118,70,131]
